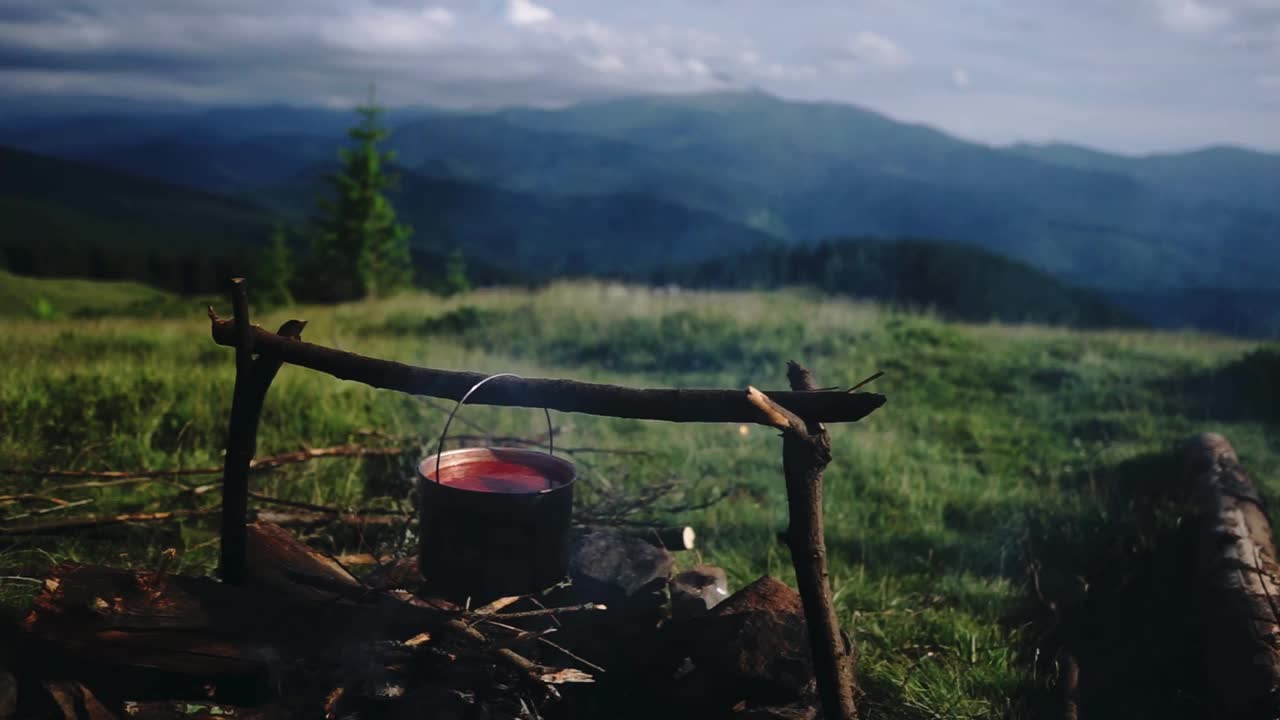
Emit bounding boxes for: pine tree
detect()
[310,96,413,301]
[440,249,471,297]
[257,224,295,307]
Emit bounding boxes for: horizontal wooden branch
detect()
[209,318,885,425]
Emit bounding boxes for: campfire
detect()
[6,280,887,719]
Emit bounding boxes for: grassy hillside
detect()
[1,281,1276,718]
[0,269,181,318]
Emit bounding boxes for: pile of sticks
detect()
[18,521,602,719]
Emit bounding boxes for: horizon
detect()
[5,88,1279,160]
[2,0,1278,154]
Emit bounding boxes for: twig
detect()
[0,493,71,505]
[480,618,608,675]
[0,444,406,483]
[0,508,218,535]
[847,371,885,393]
[473,603,607,623]
[32,477,193,492]
[247,491,405,516]
[4,498,94,521]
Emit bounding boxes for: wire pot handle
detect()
[433,372,554,484]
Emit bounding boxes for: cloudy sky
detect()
[1,0,1277,153]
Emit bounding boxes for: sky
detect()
[0,0,1277,153]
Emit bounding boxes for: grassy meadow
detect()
[1,279,1277,718]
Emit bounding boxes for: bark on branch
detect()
[209,317,884,425]
[772,361,858,720]
[1186,432,1280,719]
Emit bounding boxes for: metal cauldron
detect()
[416,374,575,602]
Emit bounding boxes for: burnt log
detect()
[1186,432,1280,718]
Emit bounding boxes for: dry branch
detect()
[209,316,885,425]
[0,508,217,536]
[775,362,857,720]
[1185,432,1280,719]
[0,507,402,537]
[0,444,406,485]
[219,295,308,586]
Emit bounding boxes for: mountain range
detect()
[1,90,1277,334]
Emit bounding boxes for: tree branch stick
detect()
[210,316,885,425]
[219,287,306,585]
[778,361,858,720]
[0,444,405,485]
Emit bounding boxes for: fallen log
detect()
[1185,432,1280,718]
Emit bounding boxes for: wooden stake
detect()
[751,362,858,719]
[217,280,307,585]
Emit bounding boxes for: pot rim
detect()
[417,446,576,495]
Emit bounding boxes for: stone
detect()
[676,576,817,709]
[566,528,674,614]
[670,565,730,619]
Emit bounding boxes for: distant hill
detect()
[7,92,1279,295]
[0,145,273,292]
[1107,288,1280,339]
[267,164,781,275]
[1009,142,1280,210]
[394,92,1280,292]
[4,92,1278,336]
[652,237,1138,329]
[2,144,773,291]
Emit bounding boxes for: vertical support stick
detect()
[217,280,305,585]
[783,361,857,720]
[219,279,255,584]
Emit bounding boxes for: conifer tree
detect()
[257,224,295,307]
[441,249,471,297]
[310,93,412,300]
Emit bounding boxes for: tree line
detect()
[645,237,1139,329]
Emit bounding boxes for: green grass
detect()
[0,269,182,319]
[1,280,1277,718]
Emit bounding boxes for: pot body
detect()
[417,447,575,602]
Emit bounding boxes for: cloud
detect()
[1154,0,1232,31]
[423,7,455,27]
[507,0,553,27]
[844,31,912,69]
[0,0,1276,151]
